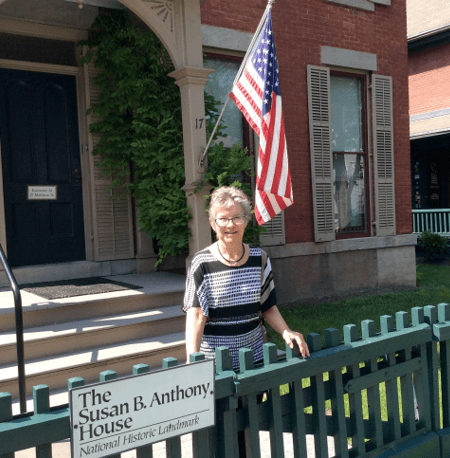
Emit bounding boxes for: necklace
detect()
[218,243,245,265]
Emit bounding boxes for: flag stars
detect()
[248,13,281,113]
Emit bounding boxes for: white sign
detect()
[27,185,57,200]
[70,360,215,458]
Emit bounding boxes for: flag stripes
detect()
[229,10,293,225]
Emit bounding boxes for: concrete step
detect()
[0,272,186,332]
[0,331,186,398]
[0,305,185,364]
[0,260,137,288]
[0,272,187,400]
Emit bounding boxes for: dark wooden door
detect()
[0,68,85,267]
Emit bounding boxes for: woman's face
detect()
[210,203,247,245]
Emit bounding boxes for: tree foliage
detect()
[81,11,263,264]
[81,11,188,263]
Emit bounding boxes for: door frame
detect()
[0,57,94,262]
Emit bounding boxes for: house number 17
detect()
[195,118,204,129]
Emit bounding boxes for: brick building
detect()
[202,0,415,302]
[0,0,414,303]
[408,0,450,217]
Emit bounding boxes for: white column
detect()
[169,66,214,259]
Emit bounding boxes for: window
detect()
[204,55,244,148]
[307,65,395,242]
[330,74,368,236]
[204,54,286,245]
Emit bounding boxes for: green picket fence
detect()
[3,304,450,457]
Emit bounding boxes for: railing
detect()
[412,208,450,235]
[0,244,26,414]
[3,304,450,457]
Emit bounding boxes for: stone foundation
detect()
[266,234,417,305]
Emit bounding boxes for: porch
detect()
[412,208,450,236]
[0,268,187,408]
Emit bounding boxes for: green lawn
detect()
[269,262,449,424]
[268,263,450,348]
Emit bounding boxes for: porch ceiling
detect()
[407,0,450,39]
[410,114,450,139]
[0,0,98,30]
[0,0,203,70]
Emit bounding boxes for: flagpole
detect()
[198,0,275,173]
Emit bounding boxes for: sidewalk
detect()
[15,432,334,457]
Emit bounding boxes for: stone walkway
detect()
[15,433,335,457]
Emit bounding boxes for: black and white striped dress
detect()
[183,243,277,369]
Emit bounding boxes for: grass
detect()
[268,263,450,348]
[269,263,449,427]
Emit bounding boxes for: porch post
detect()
[169,0,214,262]
[170,67,214,259]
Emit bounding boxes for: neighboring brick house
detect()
[408,0,450,214]
[202,0,415,302]
[0,0,414,303]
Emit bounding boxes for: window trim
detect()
[330,70,371,239]
[325,0,375,11]
[325,0,391,11]
[321,47,377,72]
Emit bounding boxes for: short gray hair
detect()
[209,186,252,221]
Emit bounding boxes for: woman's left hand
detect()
[282,329,310,358]
[262,306,310,358]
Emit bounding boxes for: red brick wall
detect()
[202,0,411,240]
[409,42,450,116]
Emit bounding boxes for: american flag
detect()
[229,11,293,225]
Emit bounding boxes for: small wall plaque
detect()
[27,185,57,201]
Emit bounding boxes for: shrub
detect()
[419,231,448,259]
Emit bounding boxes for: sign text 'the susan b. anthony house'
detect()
[69,360,215,458]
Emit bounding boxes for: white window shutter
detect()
[249,130,286,246]
[260,212,285,246]
[307,65,335,242]
[372,74,396,236]
[83,51,135,261]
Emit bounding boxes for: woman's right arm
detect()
[185,307,207,361]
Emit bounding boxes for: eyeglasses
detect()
[214,216,247,227]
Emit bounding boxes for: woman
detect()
[183,186,309,369]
